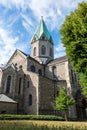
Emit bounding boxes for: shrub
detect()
[0,114,64,121]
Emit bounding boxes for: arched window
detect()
[50,48,53,57]
[6,76,11,93]
[18,77,22,94]
[41,45,46,55]
[38,69,42,75]
[27,81,30,88]
[52,66,57,78]
[30,65,35,72]
[29,94,32,106]
[41,35,45,40]
[33,47,36,56]
[19,65,22,69]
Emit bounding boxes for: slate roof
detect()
[34,17,52,40]
[0,94,17,103]
[47,55,67,65]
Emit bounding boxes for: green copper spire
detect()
[34,17,51,41]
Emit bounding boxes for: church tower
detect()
[31,17,54,64]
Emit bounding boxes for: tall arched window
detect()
[6,76,11,93]
[50,48,53,57]
[29,94,32,106]
[38,69,42,75]
[30,65,35,72]
[33,47,36,56]
[52,66,57,78]
[27,81,30,88]
[18,77,22,94]
[41,45,46,55]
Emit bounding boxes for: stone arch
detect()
[29,94,32,106]
[33,47,36,56]
[52,66,57,78]
[41,45,46,55]
[6,75,11,93]
[38,69,42,75]
[30,65,35,72]
[50,47,53,57]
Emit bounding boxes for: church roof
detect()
[47,56,67,65]
[34,17,51,40]
[0,94,17,103]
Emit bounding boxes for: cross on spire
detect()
[41,16,43,19]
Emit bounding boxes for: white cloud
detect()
[0,0,26,10]
[21,13,34,34]
[0,0,86,30]
[28,0,86,30]
[0,26,27,65]
[0,0,86,64]
[54,42,66,58]
[0,27,19,64]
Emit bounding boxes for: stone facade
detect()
[0,18,84,119]
[0,102,17,114]
[0,70,2,92]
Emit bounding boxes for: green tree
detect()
[60,2,87,97]
[55,87,74,121]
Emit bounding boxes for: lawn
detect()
[0,120,87,130]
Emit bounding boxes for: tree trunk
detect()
[65,110,68,121]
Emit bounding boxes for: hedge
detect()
[0,114,64,121]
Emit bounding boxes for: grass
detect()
[0,120,87,130]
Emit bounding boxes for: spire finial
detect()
[41,16,43,20]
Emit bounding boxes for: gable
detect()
[7,49,27,67]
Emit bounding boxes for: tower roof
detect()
[34,17,52,41]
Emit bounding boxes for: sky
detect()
[0,0,87,65]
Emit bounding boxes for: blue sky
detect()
[0,0,87,65]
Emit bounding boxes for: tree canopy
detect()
[55,87,74,121]
[60,2,87,95]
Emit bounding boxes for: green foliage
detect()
[55,87,74,121]
[0,114,64,121]
[55,87,74,111]
[60,2,87,91]
[79,72,87,97]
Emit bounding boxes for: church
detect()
[0,17,86,119]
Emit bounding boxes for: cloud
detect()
[0,26,18,64]
[0,0,86,64]
[0,0,86,30]
[0,0,26,10]
[21,13,34,34]
[0,25,27,65]
[28,0,86,30]
[54,42,66,58]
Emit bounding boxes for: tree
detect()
[60,2,87,97]
[55,87,74,121]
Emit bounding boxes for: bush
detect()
[0,114,64,121]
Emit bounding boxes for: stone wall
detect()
[1,67,25,113]
[38,76,55,115]
[0,102,17,114]
[1,67,17,97]
[27,57,44,75]
[0,70,2,92]
[7,50,27,71]
[23,71,39,115]
[45,56,68,80]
